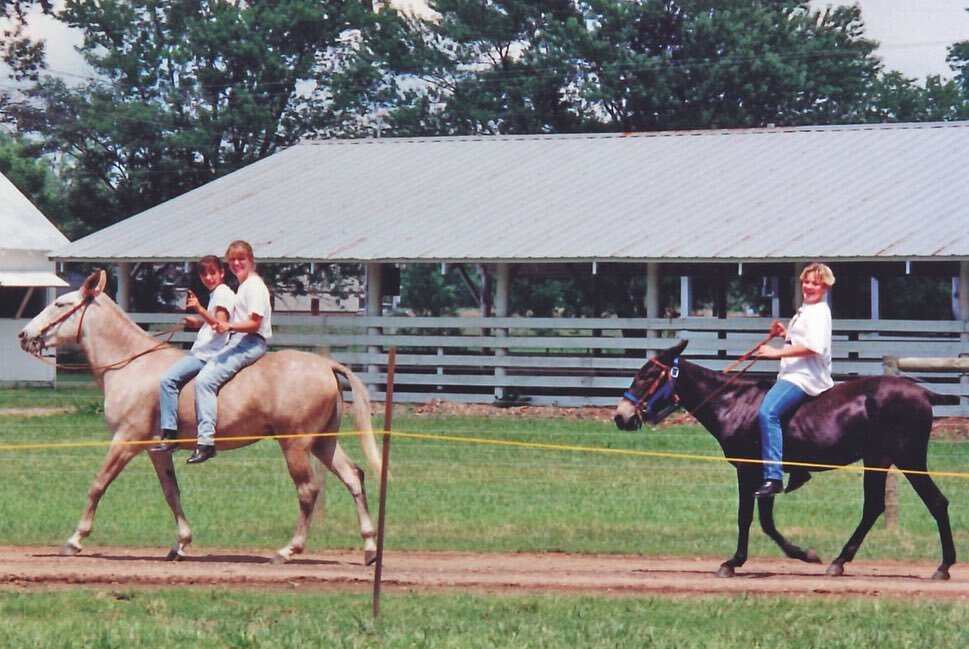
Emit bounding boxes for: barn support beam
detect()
[679,275,692,317]
[117,262,132,311]
[494,262,511,400]
[366,262,383,393]
[645,263,660,343]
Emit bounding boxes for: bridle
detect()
[622,357,680,425]
[622,333,775,425]
[28,281,180,373]
[34,293,95,346]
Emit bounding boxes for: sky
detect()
[20,1,969,83]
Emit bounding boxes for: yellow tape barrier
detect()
[2,429,969,480]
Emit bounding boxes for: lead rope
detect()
[30,325,183,373]
[687,332,776,416]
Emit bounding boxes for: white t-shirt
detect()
[232,274,272,340]
[778,300,833,396]
[189,284,236,361]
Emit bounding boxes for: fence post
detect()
[882,355,900,531]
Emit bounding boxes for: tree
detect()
[0,131,68,230]
[1,0,50,80]
[10,0,392,236]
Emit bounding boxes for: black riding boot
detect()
[149,429,179,453]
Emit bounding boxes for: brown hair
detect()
[197,255,222,274]
[225,240,254,262]
[800,262,836,287]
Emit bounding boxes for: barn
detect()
[49,121,969,412]
[0,173,69,385]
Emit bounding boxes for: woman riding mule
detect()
[614,339,955,580]
[19,270,382,565]
[752,262,835,499]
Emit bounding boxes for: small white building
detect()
[0,172,69,386]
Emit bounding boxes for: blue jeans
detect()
[758,380,809,481]
[194,334,267,446]
[159,354,207,432]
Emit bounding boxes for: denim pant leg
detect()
[159,355,207,432]
[757,380,809,481]
[194,335,267,446]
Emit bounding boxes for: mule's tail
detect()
[331,362,383,478]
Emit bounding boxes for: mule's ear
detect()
[657,339,688,363]
[82,270,106,299]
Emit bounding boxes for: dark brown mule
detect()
[19,271,382,564]
[614,340,955,580]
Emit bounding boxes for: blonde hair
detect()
[800,262,835,287]
[225,240,254,262]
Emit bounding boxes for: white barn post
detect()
[117,262,132,311]
[494,262,510,401]
[365,263,383,396]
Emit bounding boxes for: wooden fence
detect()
[131,314,969,416]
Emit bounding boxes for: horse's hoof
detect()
[805,549,822,564]
[716,565,735,578]
[931,566,951,581]
[364,549,378,566]
[271,552,289,565]
[826,563,845,577]
[60,542,81,556]
[165,549,186,562]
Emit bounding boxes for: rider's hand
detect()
[769,320,786,338]
[186,291,201,311]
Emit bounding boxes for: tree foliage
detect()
[3,0,969,317]
[10,0,392,236]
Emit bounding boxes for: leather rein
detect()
[29,294,180,373]
[623,333,776,425]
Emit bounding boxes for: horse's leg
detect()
[146,450,193,561]
[272,441,320,564]
[756,494,822,565]
[827,466,887,577]
[313,437,377,566]
[717,468,759,577]
[63,440,139,555]
[902,468,955,580]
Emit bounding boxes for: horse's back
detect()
[787,375,934,464]
[207,349,346,436]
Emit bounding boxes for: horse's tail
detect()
[330,362,383,478]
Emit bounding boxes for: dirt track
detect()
[2,546,968,599]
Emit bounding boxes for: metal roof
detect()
[53,121,969,264]
[1,173,69,253]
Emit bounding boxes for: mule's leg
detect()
[146,450,193,561]
[756,495,822,565]
[273,442,321,564]
[314,438,377,566]
[63,440,139,555]
[827,467,888,577]
[902,469,955,580]
[718,468,758,577]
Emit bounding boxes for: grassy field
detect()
[2,384,969,562]
[1,589,968,648]
[4,384,969,647]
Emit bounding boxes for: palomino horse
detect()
[614,340,955,580]
[19,270,382,564]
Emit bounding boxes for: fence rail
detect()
[131,314,969,416]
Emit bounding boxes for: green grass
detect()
[2,384,969,565]
[0,589,967,648]
[4,384,969,646]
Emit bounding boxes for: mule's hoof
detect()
[716,564,735,578]
[931,566,951,581]
[271,552,290,565]
[826,563,845,577]
[60,542,81,556]
[364,549,378,566]
[805,549,822,564]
